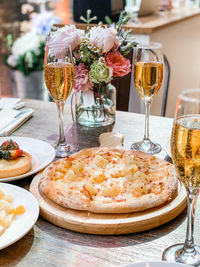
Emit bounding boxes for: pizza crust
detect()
[39,148,178,214]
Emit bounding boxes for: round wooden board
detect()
[30,172,187,235]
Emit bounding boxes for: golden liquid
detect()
[134,62,163,101]
[171,116,200,188]
[44,62,74,101]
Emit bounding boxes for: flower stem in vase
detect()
[75,83,116,127]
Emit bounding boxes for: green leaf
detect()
[105,16,112,25]
[6,34,13,51]
[80,16,87,23]
[87,9,92,20]
[80,9,98,31]
[118,12,124,26]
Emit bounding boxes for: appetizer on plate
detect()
[0,188,25,236]
[0,140,32,178]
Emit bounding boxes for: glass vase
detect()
[75,83,116,127]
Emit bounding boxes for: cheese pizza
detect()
[39,148,178,213]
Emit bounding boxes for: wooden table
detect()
[1,99,200,267]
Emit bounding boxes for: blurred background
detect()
[0,0,200,117]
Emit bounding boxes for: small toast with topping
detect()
[0,140,32,178]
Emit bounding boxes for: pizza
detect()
[39,148,178,214]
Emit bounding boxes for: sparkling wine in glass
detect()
[162,115,200,265]
[131,42,163,154]
[44,43,77,158]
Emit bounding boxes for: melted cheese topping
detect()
[51,151,170,202]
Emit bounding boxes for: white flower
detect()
[92,46,100,53]
[32,47,40,56]
[77,29,85,38]
[99,57,105,64]
[81,38,89,44]
[12,32,44,56]
[7,55,18,67]
[48,25,82,52]
[89,26,121,53]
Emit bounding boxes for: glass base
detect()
[131,139,161,155]
[54,143,78,158]
[162,243,200,266]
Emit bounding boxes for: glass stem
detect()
[144,99,151,141]
[183,189,199,254]
[56,101,65,144]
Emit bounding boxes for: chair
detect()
[161,55,170,117]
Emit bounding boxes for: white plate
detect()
[0,182,39,250]
[122,261,191,267]
[0,136,55,182]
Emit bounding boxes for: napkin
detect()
[0,98,24,109]
[0,108,34,136]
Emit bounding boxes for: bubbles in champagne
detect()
[134,61,163,101]
[44,62,74,102]
[179,117,200,130]
[171,116,200,188]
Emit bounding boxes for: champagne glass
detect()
[131,42,164,154]
[175,88,200,118]
[162,114,200,265]
[44,43,77,158]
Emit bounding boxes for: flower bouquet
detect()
[6,33,46,75]
[47,11,136,127]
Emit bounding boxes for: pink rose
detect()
[89,26,121,53]
[74,63,93,92]
[105,51,131,77]
[48,25,82,58]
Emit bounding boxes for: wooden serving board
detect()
[30,173,187,235]
[30,132,187,235]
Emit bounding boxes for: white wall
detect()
[150,15,200,117]
[128,14,200,118]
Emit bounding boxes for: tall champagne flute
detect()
[162,114,200,265]
[175,88,200,118]
[131,42,163,154]
[44,43,77,158]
